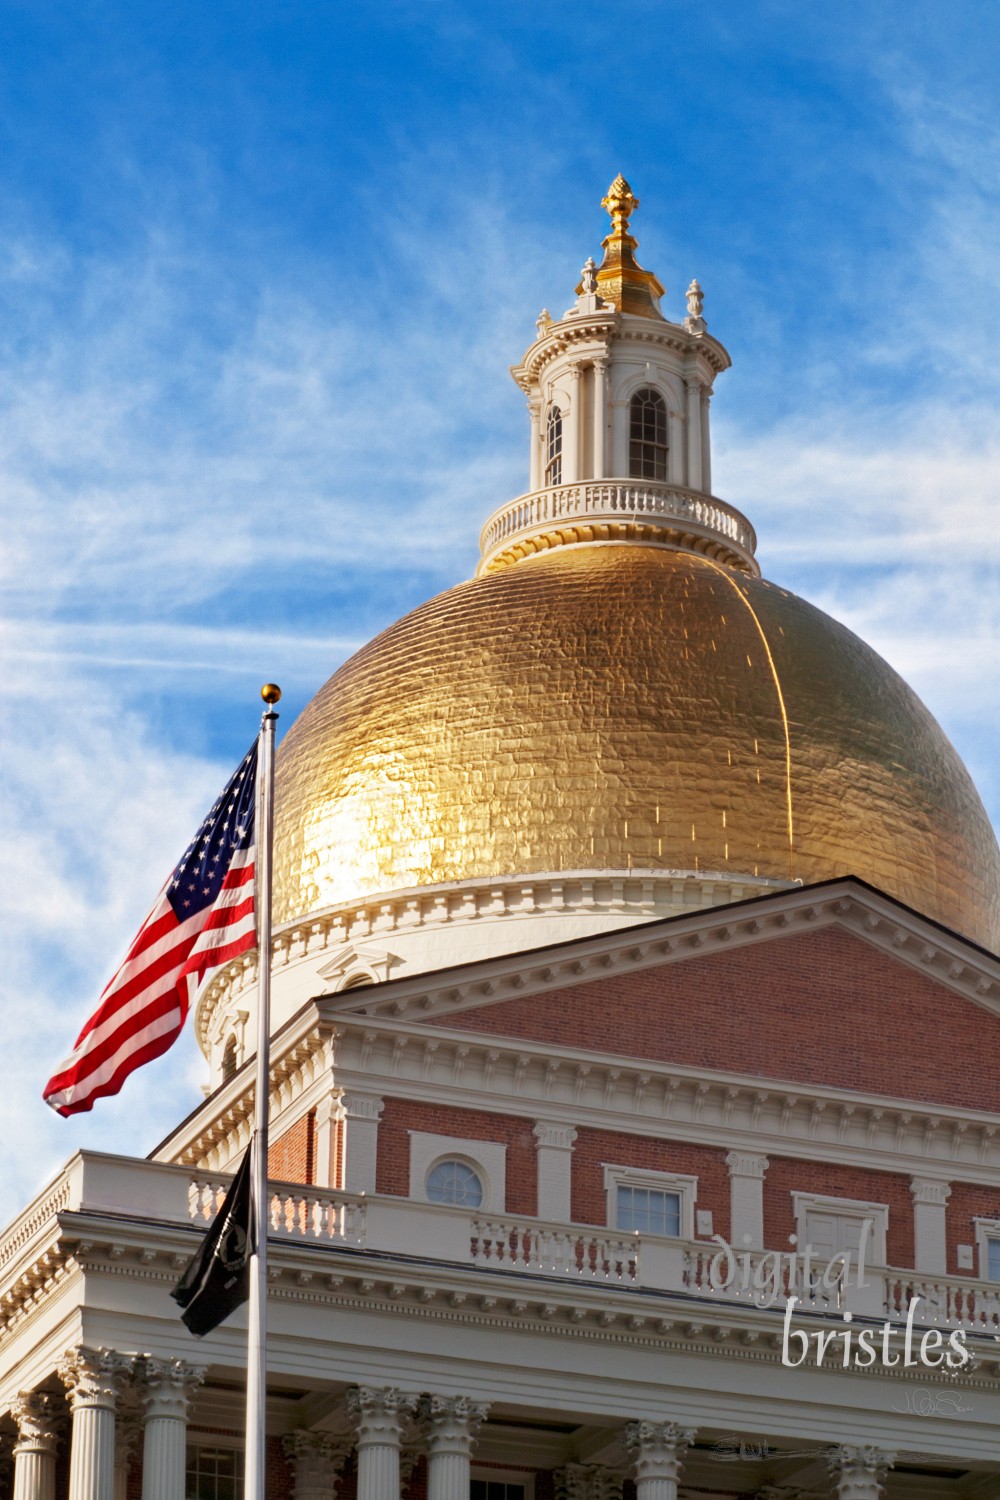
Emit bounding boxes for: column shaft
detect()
[140,1359,206,1500]
[60,1349,130,1500]
[685,380,702,491]
[12,1393,61,1500]
[592,361,607,479]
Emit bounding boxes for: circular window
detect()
[426,1159,484,1208]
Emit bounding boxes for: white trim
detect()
[792,1192,888,1265]
[973,1217,1000,1281]
[408,1131,506,1212]
[602,1163,697,1239]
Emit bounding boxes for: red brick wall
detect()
[377,1100,538,1215]
[571,1127,730,1234]
[763,1157,914,1267]
[946,1183,1000,1276]
[431,928,1000,1110]
[266,1435,293,1500]
[270,1110,316,1184]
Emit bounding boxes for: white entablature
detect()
[480,174,755,579]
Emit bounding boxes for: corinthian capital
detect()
[58,1348,132,1412]
[282,1431,351,1500]
[419,1394,490,1456]
[826,1446,896,1500]
[624,1421,696,1483]
[11,1392,64,1455]
[345,1386,418,1445]
[139,1358,206,1421]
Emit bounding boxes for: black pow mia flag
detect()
[172,1144,256,1336]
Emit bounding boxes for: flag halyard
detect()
[43,740,259,1117]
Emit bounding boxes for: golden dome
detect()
[273,543,1000,952]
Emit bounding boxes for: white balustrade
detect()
[478,479,757,572]
[187,1175,366,1247]
[471,1218,639,1283]
[883,1271,1000,1331]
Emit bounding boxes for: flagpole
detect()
[246,684,280,1500]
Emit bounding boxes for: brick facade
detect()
[377,1099,539,1215]
[270,1110,316,1185]
[429,926,1000,1111]
[762,1156,914,1267]
[571,1127,731,1235]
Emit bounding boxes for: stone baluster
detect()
[420,1396,489,1500]
[624,1421,695,1500]
[826,1446,896,1500]
[139,1359,206,1500]
[346,1386,418,1500]
[59,1348,132,1500]
[11,1393,63,1500]
[282,1431,351,1500]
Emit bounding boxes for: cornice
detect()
[510,315,730,391]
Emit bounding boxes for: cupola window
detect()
[544,406,563,486]
[221,1035,238,1083]
[629,387,668,480]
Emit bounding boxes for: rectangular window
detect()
[987,1238,1000,1281]
[616,1184,681,1236]
[470,1483,526,1500]
[186,1445,244,1500]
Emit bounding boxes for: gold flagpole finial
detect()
[586,173,665,319]
[261,683,282,705]
[601,173,639,234]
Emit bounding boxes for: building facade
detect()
[4,178,1000,1500]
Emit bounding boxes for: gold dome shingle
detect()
[272,544,1000,952]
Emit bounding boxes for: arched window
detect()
[221,1035,238,1083]
[426,1159,484,1208]
[629,388,668,480]
[545,406,563,486]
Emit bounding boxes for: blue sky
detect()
[3,1,999,1227]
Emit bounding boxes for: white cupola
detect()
[478,175,757,578]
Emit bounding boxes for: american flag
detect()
[44,740,259,1117]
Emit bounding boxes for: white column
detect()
[725,1152,769,1251]
[12,1392,62,1500]
[591,361,608,480]
[667,409,684,486]
[340,1092,385,1194]
[528,400,543,491]
[533,1122,577,1221]
[684,379,702,491]
[346,1386,417,1500]
[282,1431,351,1500]
[563,368,581,484]
[826,1445,895,1500]
[624,1421,695,1500]
[421,1396,489,1500]
[313,1094,339,1188]
[113,1417,141,1500]
[911,1178,951,1273]
[139,1359,205,1500]
[59,1348,131,1500]
[700,389,712,494]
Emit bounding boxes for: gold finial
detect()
[586,173,665,320]
[601,174,639,234]
[261,683,282,704]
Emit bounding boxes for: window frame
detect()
[791,1193,889,1267]
[544,405,563,486]
[973,1217,1000,1281]
[186,1438,244,1500]
[628,386,669,481]
[408,1131,506,1213]
[470,1469,535,1500]
[602,1164,697,1240]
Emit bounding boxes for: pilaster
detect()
[139,1359,206,1500]
[725,1151,769,1250]
[910,1178,951,1273]
[282,1431,352,1500]
[339,1092,385,1194]
[623,1421,695,1500]
[592,360,608,479]
[825,1446,895,1500]
[684,378,702,491]
[533,1121,577,1221]
[564,368,582,483]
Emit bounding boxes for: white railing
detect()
[479,480,757,568]
[683,1243,846,1312]
[471,1218,639,1283]
[884,1272,1000,1332]
[188,1174,366,1247]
